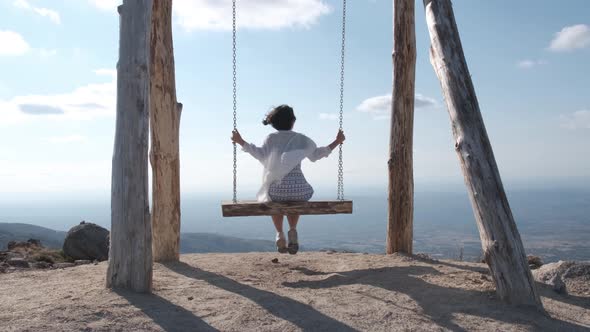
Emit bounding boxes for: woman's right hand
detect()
[335,130,346,145]
[231,129,245,146]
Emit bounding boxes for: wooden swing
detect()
[221,0,353,218]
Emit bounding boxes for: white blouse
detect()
[242,130,332,202]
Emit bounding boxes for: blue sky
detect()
[0,0,589,200]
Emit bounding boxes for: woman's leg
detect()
[286,215,300,254]
[272,215,288,253]
[271,215,284,233]
[287,215,299,230]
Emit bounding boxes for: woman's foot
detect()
[276,232,288,254]
[287,229,299,255]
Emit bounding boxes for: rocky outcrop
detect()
[63,221,109,261]
[533,260,590,296]
[0,239,70,273]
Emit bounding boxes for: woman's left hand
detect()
[231,129,245,146]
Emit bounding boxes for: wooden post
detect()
[387,0,416,254]
[107,0,153,293]
[150,0,182,262]
[423,0,541,307]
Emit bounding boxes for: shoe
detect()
[276,232,288,254]
[287,229,299,255]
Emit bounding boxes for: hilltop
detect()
[1,252,589,331]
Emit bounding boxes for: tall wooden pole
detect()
[387,0,416,254]
[107,0,153,293]
[150,0,182,262]
[423,0,541,307]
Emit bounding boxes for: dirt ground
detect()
[1,252,589,331]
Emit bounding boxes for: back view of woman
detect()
[231,105,345,254]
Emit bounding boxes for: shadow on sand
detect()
[283,265,589,332]
[114,289,218,332]
[164,261,358,332]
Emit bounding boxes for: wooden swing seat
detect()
[221,200,353,217]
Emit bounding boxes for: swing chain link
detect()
[337,0,346,201]
[232,0,238,203]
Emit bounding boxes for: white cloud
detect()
[560,110,590,130]
[13,0,61,24]
[356,93,438,119]
[517,59,548,69]
[549,24,590,52]
[175,0,331,30]
[87,0,331,30]
[0,70,116,126]
[0,30,31,56]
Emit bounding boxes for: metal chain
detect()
[231,0,345,202]
[337,0,347,201]
[232,0,238,203]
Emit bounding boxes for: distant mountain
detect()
[0,223,66,250]
[0,223,275,253]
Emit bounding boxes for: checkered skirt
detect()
[268,164,314,202]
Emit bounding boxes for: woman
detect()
[231,104,345,254]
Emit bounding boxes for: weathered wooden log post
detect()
[387,0,416,254]
[423,0,541,307]
[150,0,182,262]
[107,0,153,292]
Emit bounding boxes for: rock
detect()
[549,274,567,294]
[33,261,52,269]
[527,255,543,269]
[74,260,91,265]
[7,258,30,268]
[563,264,590,280]
[7,239,43,251]
[533,261,576,283]
[63,221,109,261]
[271,258,279,264]
[54,263,75,269]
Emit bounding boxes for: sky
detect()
[0,0,589,201]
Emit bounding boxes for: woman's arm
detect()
[308,130,346,162]
[328,130,346,151]
[231,129,268,162]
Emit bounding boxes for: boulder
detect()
[63,221,109,261]
[527,255,543,269]
[7,258,30,268]
[533,261,576,283]
[533,260,590,295]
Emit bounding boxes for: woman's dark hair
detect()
[262,104,296,130]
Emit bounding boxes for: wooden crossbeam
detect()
[221,200,353,217]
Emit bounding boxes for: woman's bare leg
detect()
[272,215,284,233]
[287,215,299,230]
[287,215,300,254]
[272,215,288,253]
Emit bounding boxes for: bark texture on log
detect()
[222,200,353,217]
[387,0,416,255]
[150,0,182,263]
[423,0,541,307]
[107,0,153,293]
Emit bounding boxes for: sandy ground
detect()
[1,252,589,332]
